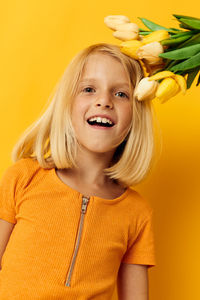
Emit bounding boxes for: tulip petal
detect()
[174,74,187,94]
[142,30,170,44]
[148,71,175,81]
[138,59,150,77]
[135,77,159,101]
[115,22,139,33]
[104,15,130,31]
[113,31,138,41]
[156,78,180,103]
[136,42,164,65]
[120,40,143,59]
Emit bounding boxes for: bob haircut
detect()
[11,43,158,187]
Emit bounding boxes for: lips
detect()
[86,114,115,125]
[86,114,116,130]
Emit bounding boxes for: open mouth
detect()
[87,120,114,127]
[87,117,115,128]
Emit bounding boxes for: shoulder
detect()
[125,187,154,220]
[0,158,42,191]
[1,158,39,178]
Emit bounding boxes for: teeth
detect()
[102,118,107,124]
[88,116,113,125]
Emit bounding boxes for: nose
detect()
[94,92,113,109]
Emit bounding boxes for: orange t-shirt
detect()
[0,158,156,299]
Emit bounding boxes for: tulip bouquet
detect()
[104,14,200,103]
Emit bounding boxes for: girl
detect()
[0,43,156,300]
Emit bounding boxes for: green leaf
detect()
[159,44,200,60]
[166,60,182,70]
[170,52,200,72]
[138,18,169,31]
[170,32,193,39]
[161,34,193,46]
[186,68,200,89]
[168,28,185,34]
[179,23,193,30]
[169,27,182,31]
[179,18,200,30]
[173,14,200,21]
[177,33,200,49]
[139,29,153,36]
[139,32,153,36]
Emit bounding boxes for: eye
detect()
[115,91,129,98]
[82,87,95,93]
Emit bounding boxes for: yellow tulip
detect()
[115,22,139,33]
[174,74,187,94]
[148,70,175,81]
[138,59,150,77]
[104,15,130,31]
[136,42,164,65]
[142,30,170,44]
[135,77,159,101]
[113,31,138,41]
[149,71,187,100]
[120,40,143,59]
[156,77,180,103]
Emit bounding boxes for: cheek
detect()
[121,104,133,127]
[71,98,90,136]
[71,98,86,122]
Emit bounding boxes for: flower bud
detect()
[148,70,175,81]
[136,42,164,65]
[120,40,143,59]
[142,30,170,44]
[156,77,180,103]
[115,22,139,33]
[113,30,138,41]
[174,74,187,94]
[135,77,159,101]
[104,15,130,31]
[138,59,151,77]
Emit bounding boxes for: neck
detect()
[69,147,116,187]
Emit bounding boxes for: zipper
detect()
[65,195,90,286]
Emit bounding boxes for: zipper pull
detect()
[81,196,90,214]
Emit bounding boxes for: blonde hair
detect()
[11,43,160,187]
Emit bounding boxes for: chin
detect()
[81,143,116,154]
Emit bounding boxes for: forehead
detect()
[80,53,130,84]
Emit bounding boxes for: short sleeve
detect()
[121,210,156,268]
[0,164,21,224]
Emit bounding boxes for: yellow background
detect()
[0,1,200,299]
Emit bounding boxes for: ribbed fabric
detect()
[0,158,156,299]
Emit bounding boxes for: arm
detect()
[0,219,15,270]
[117,263,149,300]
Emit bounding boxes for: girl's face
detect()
[71,53,133,155]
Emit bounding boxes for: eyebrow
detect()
[79,78,130,88]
